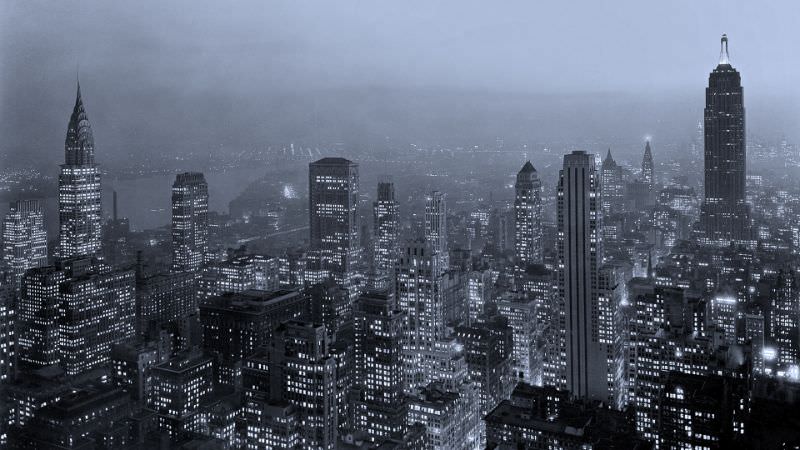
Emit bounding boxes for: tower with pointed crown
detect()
[57,82,102,259]
[641,140,654,190]
[514,161,543,265]
[601,149,624,215]
[699,34,751,246]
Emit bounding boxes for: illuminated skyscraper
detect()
[641,140,654,190]
[373,181,399,285]
[700,34,751,245]
[17,258,135,376]
[198,254,281,300]
[58,83,102,259]
[171,172,208,272]
[275,321,338,449]
[600,149,624,216]
[556,151,606,401]
[2,199,47,290]
[467,269,492,324]
[353,292,407,442]
[396,238,460,392]
[308,158,361,295]
[424,191,448,269]
[514,161,543,265]
[0,268,16,382]
[136,269,197,337]
[149,351,214,439]
[455,314,514,418]
[770,271,799,368]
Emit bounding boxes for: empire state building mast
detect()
[57,82,102,258]
[699,34,751,246]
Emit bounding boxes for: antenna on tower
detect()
[719,34,730,65]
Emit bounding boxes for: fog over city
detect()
[2,1,798,167]
[2,2,800,449]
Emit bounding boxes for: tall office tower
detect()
[658,372,749,449]
[307,280,351,340]
[454,314,514,418]
[373,181,399,287]
[467,270,493,324]
[514,161,543,265]
[745,308,766,376]
[353,292,407,443]
[0,268,16,382]
[171,172,209,272]
[17,258,135,376]
[424,191,448,269]
[770,271,799,367]
[407,382,481,450]
[396,238,447,391]
[274,321,338,450]
[700,34,751,246]
[641,140,654,189]
[149,351,215,440]
[556,150,606,401]
[16,268,65,369]
[709,293,738,345]
[597,265,629,409]
[627,280,721,442]
[515,266,557,386]
[498,292,546,387]
[600,149,625,216]
[58,83,102,259]
[403,336,480,448]
[308,158,361,294]
[2,200,47,290]
[198,254,281,300]
[136,268,196,337]
[199,289,306,386]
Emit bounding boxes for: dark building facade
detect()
[373,181,400,287]
[199,289,306,385]
[308,157,362,296]
[699,34,751,246]
[352,291,407,443]
[18,258,136,377]
[556,151,606,401]
[641,140,654,190]
[2,199,47,291]
[514,161,543,265]
[171,172,209,272]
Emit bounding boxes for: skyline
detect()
[2,5,800,448]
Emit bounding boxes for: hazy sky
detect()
[1,1,798,165]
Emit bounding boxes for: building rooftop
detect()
[518,161,536,173]
[200,289,303,314]
[311,157,355,166]
[154,352,212,374]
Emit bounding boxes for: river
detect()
[2,166,266,238]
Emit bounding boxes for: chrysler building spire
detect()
[58,80,102,259]
[65,81,95,166]
[642,140,654,189]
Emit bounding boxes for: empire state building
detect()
[700,34,751,246]
[57,82,102,258]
